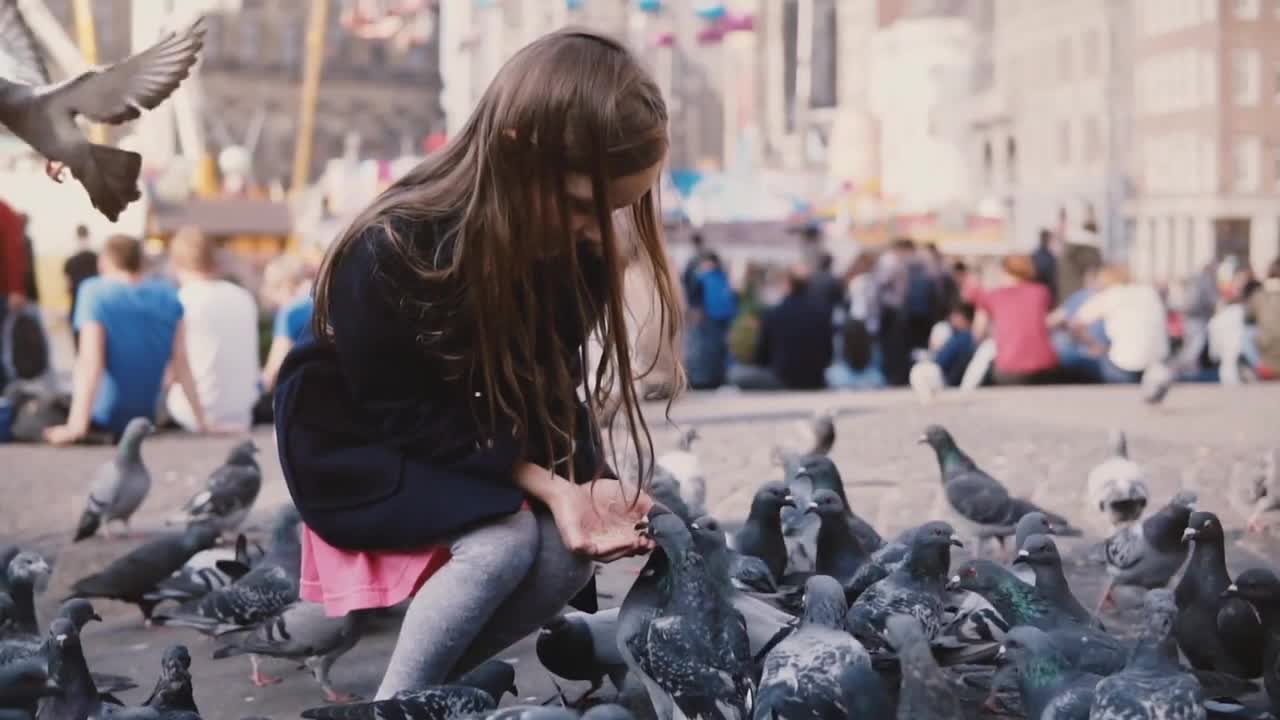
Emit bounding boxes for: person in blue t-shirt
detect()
[933,302,977,387]
[44,235,211,445]
[260,254,315,393]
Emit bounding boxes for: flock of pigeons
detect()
[2,412,1280,720]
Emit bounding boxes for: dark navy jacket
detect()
[274,217,609,609]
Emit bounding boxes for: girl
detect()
[273,30,681,698]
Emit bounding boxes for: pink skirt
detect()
[299,502,531,617]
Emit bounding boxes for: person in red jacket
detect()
[0,198,30,388]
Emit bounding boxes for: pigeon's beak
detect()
[635,520,652,539]
[950,537,964,548]
[538,627,553,637]
[945,575,961,591]
[916,435,929,445]
[803,502,819,515]
[90,613,102,623]
[1011,550,1029,565]
[1182,528,1197,543]
[1046,524,1058,534]
[782,495,797,508]
[995,645,1007,662]
[1222,584,1239,599]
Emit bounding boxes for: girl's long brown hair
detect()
[311,29,683,493]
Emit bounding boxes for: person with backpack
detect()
[685,252,738,389]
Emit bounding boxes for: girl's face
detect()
[561,161,663,244]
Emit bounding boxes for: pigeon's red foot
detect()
[251,671,282,687]
[323,689,358,703]
[45,161,66,183]
[1247,519,1263,534]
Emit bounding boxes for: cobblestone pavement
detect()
[4,383,1279,720]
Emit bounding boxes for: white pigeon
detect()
[1085,429,1150,530]
[909,360,945,404]
[656,428,705,518]
[73,417,154,541]
[0,5,205,221]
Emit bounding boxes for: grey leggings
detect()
[375,508,594,698]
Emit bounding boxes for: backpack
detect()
[2,306,49,383]
[905,263,936,319]
[699,270,738,322]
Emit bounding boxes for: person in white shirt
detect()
[165,226,260,432]
[1072,266,1169,383]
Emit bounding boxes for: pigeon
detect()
[947,559,1079,632]
[67,523,220,624]
[174,440,262,534]
[1012,535,1101,629]
[580,706,636,720]
[884,614,980,720]
[536,609,628,701]
[1140,362,1175,405]
[1097,490,1197,611]
[74,418,154,542]
[804,408,836,456]
[1,554,49,638]
[779,453,865,576]
[469,708,578,720]
[690,516,779,595]
[842,537,911,605]
[142,533,259,607]
[1222,569,1280,715]
[0,548,18,596]
[731,483,795,582]
[909,360,945,404]
[754,575,883,720]
[0,658,57,709]
[213,602,363,701]
[152,506,302,635]
[998,626,1100,720]
[1086,430,1150,530]
[141,646,197,716]
[648,466,696,526]
[1089,589,1205,720]
[298,660,516,720]
[34,618,112,720]
[656,428,706,519]
[625,512,753,720]
[0,599,101,665]
[1011,513,1059,585]
[1175,512,1265,678]
[1247,450,1279,534]
[0,10,206,222]
[918,425,1075,555]
[846,521,960,650]
[805,490,873,585]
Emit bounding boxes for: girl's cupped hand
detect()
[549,479,655,562]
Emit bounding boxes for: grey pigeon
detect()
[884,614,972,720]
[690,516,778,594]
[580,706,635,720]
[1089,589,1205,720]
[648,466,696,525]
[74,418,154,542]
[0,10,205,222]
[1011,512,1078,586]
[67,523,219,624]
[1086,430,1150,529]
[948,559,1080,632]
[0,594,15,641]
[1013,535,1100,629]
[1,554,49,638]
[176,440,261,534]
[152,505,302,635]
[0,658,57,708]
[141,645,197,716]
[656,428,705,519]
[1098,490,1197,611]
[1222,569,1280,716]
[469,708,577,720]
[732,483,795,583]
[755,576,878,720]
[213,602,362,701]
[1175,512,1264,678]
[299,660,516,720]
[780,454,878,576]
[142,533,259,606]
[842,537,911,605]
[34,618,108,720]
[1140,362,1175,405]
[805,490,873,585]
[0,547,18,596]
[999,626,1100,720]
[919,425,1077,555]
[536,609,627,701]
[806,409,836,456]
[0,599,101,665]
[846,521,960,650]
[625,513,753,720]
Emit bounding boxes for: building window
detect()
[281,23,300,73]
[1274,62,1280,103]
[982,140,993,187]
[1006,137,1017,184]
[1084,115,1103,163]
[1273,146,1280,189]
[1058,36,1073,84]
[810,0,838,109]
[1081,29,1100,77]
[782,0,798,133]
[239,21,258,66]
[1233,50,1260,105]
[1233,136,1261,192]
[1233,0,1261,18]
[1059,120,1072,164]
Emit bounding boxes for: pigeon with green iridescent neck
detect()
[846,521,960,650]
[947,559,1077,632]
[999,626,1101,720]
[1013,535,1101,629]
[1090,589,1205,720]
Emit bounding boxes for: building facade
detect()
[1126,0,1280,280]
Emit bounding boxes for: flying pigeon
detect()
[1086,430,1150,530]
[74,418,154,542]
[846,521,960,650]
[626,513,753,720]
[805,490,873,585]
[656,428,706,519]
[1174,511,1264,678]
[0,9,206,222]
[298,660,516,720]
[1247,449,1279,534]
[1140,362,1175,405]
[755,576,882,720]
[884,614,974,720]
[1221,569,1280,716]
[536,609,628,702]
[1089,589,1205,720]
[731,483,795,582]
[67,523,219,624]
[1013,535,1101,629]
[1,554,49,639]
[998,625,1101,720]
[213,602,363,701]
[1097,490,1197,612]
[919,425,1076,555]
[174,440,262,534]
[141,645,197,717]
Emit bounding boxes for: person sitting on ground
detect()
[1204,269,1264,385]
[1071,266,1169,384]
[730,265,833,391]
[825,314,886,390]
[684,252,738,390]
[973,254,1060,385]
[44,235,210,445]
[260,254,315,393]
[63,224,99,351]
[932,302,977,387]
[1250,258,1280,380]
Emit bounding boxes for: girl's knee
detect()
[451,511,539,586]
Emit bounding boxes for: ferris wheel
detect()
[339,0,435,51]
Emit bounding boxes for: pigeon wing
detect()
[84,462,123,516]
[0,0,48,86]
[944,471,1015,526]
[1103,525,1145,572]
[43,18,204,125]
[643,615,749,719]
